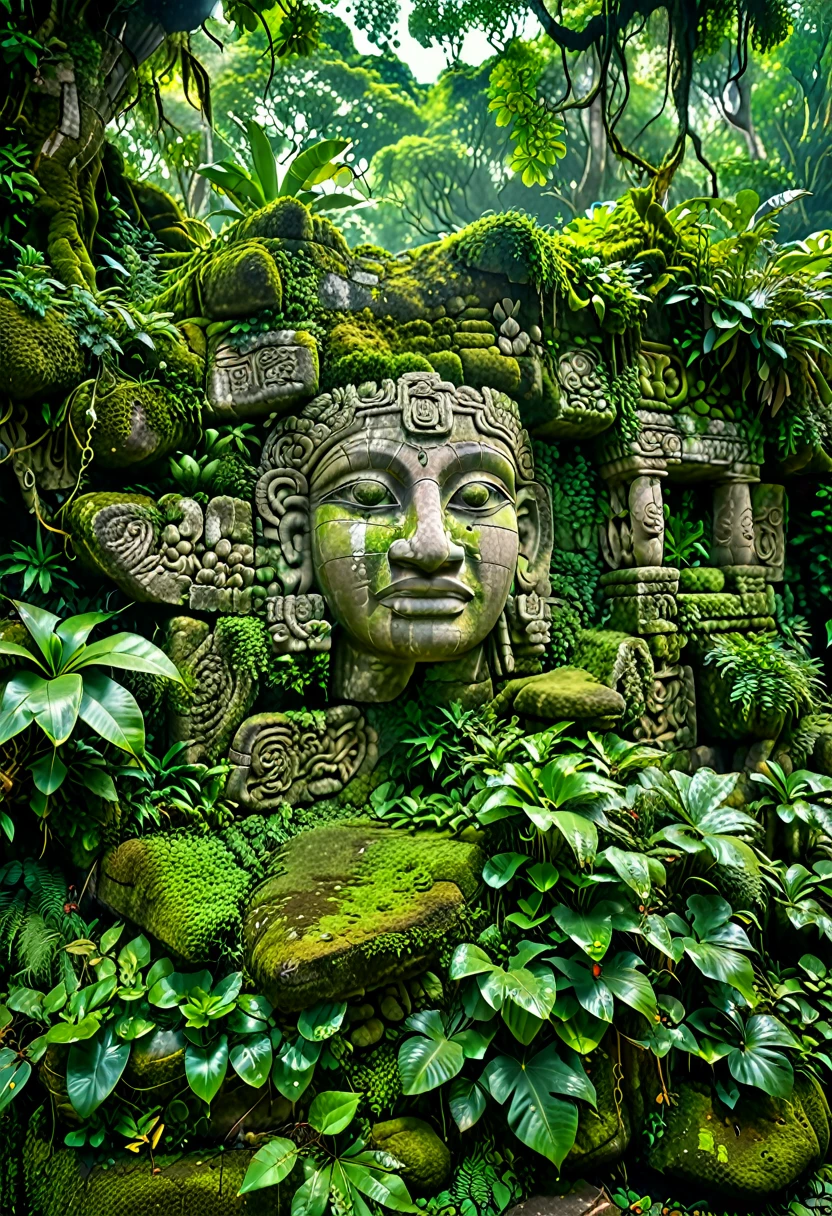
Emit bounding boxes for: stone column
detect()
[712,481,756,566]
[629,474,665,566]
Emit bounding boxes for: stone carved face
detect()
[256,374,552,699]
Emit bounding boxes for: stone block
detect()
[208,329,319,420]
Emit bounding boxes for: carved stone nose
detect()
[387,480,465,573]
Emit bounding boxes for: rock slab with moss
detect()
[243,823,483,1011]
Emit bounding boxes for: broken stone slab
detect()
[493,667,626,728]
[506,1184,615,1216]
[243,823,483,1011]
[207,329,319,420]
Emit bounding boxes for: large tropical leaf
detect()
[79,670,146,757]
[9,671,82,746]
[12,600,60,666]
[71,631,182,681]
[397,1011,465,1094]
[280,139,350,196]
[239,1136,299,1194]
[308,1090,361,1135]
[727,1015,796,1096]
[185,1035,228,1103]
[66,1025,130,1118]
[481,1045,594,1166]
[246,119,279,201]
[55,611,116,662]
[229,1034,273,1088]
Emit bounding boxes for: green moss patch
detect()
[243,823,483,1012]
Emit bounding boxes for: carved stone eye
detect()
[351,480,394,507]
[455,482,494,509]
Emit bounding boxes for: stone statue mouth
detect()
[377,576,473,616]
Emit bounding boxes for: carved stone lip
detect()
[377,576,473,617]
[376,576,473,602]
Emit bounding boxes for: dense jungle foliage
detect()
[3,2,832,1216]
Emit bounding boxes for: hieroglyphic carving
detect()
[226,705,378,807]
[208,330,319,420]
[629,475,665,566]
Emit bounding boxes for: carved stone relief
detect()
[253,372,553,703]
[598,409,761,484]
[166,617,258,763]
[634,664,697,751]
[208,330,319,421]
[70,492,255,612]
[751,483,785,581]
[712,482,756,566]
[225,705,378,808]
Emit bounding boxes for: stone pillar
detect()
[629,474,665,566]
[712,481,755,566]
[751,483,785,581]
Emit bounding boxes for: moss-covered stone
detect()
[572,629,654,724]
[564,1045,630,1173]
[243,823,483,1011]
[371,1117,451,1195]
[201,243,283,320]
[0,298,84,400]
[98,833,252,962]
[678,566,725,593]
[458,346,521,394]
[492,666,626,726]
[646,1079,828,1199]
[24,1107,291,1214]
[427,350,464,384]
[70,378,195,468]
[234,197,314,243]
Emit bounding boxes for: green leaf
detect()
[308,1089,361,1135]
[79,670,145,757]
[73,632,182,682]
[552,1006,608,1054]
[12,600,60,665]
[291,1164,332,1216]
[551,811,598,866]
[449,943,494,980]
[601,847,654,900]
[342,1158,417,1212]
[398,1013,465,1094]
[683,940,756,1002]
[449,1076,486,1131]
[483,852,528,889]
[185,1037,228,1104]
[246,120,279,201]
[66,1025,130,1118]
[230,1034,273,1088]
[727,1015,795,1096]
[552,905,613,962]
[55,611,115,660]
[482,1045,593,1166]
[29,750,67,795]
[239,1136,299,1194]
[280,139,350,197]
[0,1049,30,1112]
[297,1000,347,1041]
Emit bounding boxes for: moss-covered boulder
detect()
[243,823,483,1011]
[0,298,84,399]
[201,242,283,319]
[646,1078,829,1199]
[492,666,626,727]
[24,1108,292,1214]
[678,566,725,593]
[98,833,252,962]
[70,378,195,467]
[371,1117,451,1195]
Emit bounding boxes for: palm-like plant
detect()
[198,122,368,216]
[0,602,182,838]
[750,760,832,862]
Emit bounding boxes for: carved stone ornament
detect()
[253,373,553,703]
[598,409,761,484]
[634,664,697,751]
[266,593,332,654]
[751,483,785,581]
[207,329,319,421]
[225,705,378,808]
[70,492,256,612]
[712,481,756,566]
[166,616,258,763]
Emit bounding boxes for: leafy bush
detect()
[704,632,827,721]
